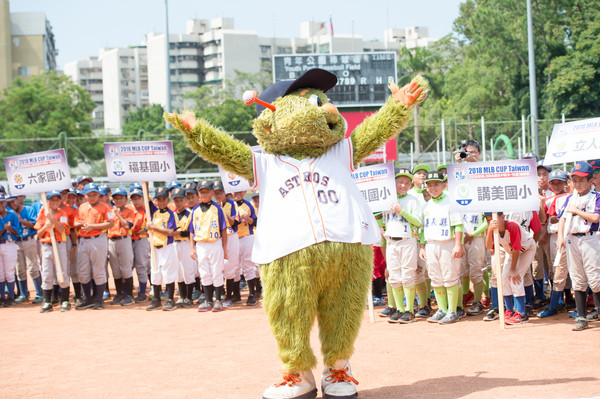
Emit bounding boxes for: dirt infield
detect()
[2,293,599,399]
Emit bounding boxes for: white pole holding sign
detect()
[492,212,505,330]
[141,182,158,274]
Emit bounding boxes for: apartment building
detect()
[0,0,56,91]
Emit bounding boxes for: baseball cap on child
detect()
[213,180,225,191]
[394,168,413,180]
[83,183,101,194]
[153,186,170,199]
[45,190,62,199]
[111,188,128,198]
[171,187,186,199]
[197,180,214,191]
[571,161,593,177]
[548,170,568,182]
[424,171,444,183]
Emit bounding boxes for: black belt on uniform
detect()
[109,235,128,240]
[16,236,34,242]
[572,232,594,237]
[388,236,410,241]
[154,243,172,249]
[80,235,102,240]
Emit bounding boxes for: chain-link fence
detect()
[0,117,583,183]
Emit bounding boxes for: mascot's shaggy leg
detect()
[261,242,372,399]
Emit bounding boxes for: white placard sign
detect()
[544,117,600,165]
[218,146,263,193]
[104,141,176,182]
[4,149,72,195]
[351,162,395,213]
[448,159,539,213]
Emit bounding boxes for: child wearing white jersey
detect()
[382,168,423,324]
[557,161,600,331]
[420,171,465,325]
[485,212,537,325]
[538,170,570,318]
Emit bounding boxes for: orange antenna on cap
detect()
[243,90,276,112]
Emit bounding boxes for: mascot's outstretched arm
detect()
[351,75,429,166]
[165,111,254,181]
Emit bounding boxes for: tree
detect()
[397,46,441,153]
[0,71,98,167]
[544,10,600,117]
[121,103,169,138]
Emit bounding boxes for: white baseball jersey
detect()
[382,194,422,239]
[251,137,380,264]
[558,191,600,234]
[408,187,428,211]
[422,194,462,241]
[506,211,535,239]
[461,212,484,235]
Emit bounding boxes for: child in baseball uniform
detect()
[63,188,81,304]
[34,191,71,312]
[171,187,195,308]
[146,187,178,311]
[420,171,465,324]
[73,183,114,310]
[233,190,259,305]
[461,212,488,316]
[189,180,228,312]
[213,180,241,307]
[184,181,203,300]
[107,188,136,306]
[0,193,20,307]
[382,168,423,323]
[8,195,43,304]
[556,161,600,331]
[485,212,537,325]
[128,188,150,302]
[537,170,570,318]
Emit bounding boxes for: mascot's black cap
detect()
[256,68,338,115]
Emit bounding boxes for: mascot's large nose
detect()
[322,102,339,124]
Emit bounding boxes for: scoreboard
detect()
[273,52,397,108]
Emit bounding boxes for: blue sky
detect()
[9,0,464,69]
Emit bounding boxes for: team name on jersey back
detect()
[279,172,331,198]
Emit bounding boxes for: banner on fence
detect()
[4,149,71,195]
[447,159,539,213]
[104,141,176,183]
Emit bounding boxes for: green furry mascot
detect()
[166,68,428,399]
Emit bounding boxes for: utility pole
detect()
[164,0,172,130]
[526,0,539,154]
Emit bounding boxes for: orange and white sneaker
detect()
[262,370,317,399]
[321,360,358,399]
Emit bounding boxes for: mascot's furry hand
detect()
[389,81,427,107]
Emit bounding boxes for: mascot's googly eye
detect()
[309,94,322,107]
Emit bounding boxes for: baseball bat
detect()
[41,193,65,285]
[141,182,158,274]
[553,190,578,267]
[492,212,505,330]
